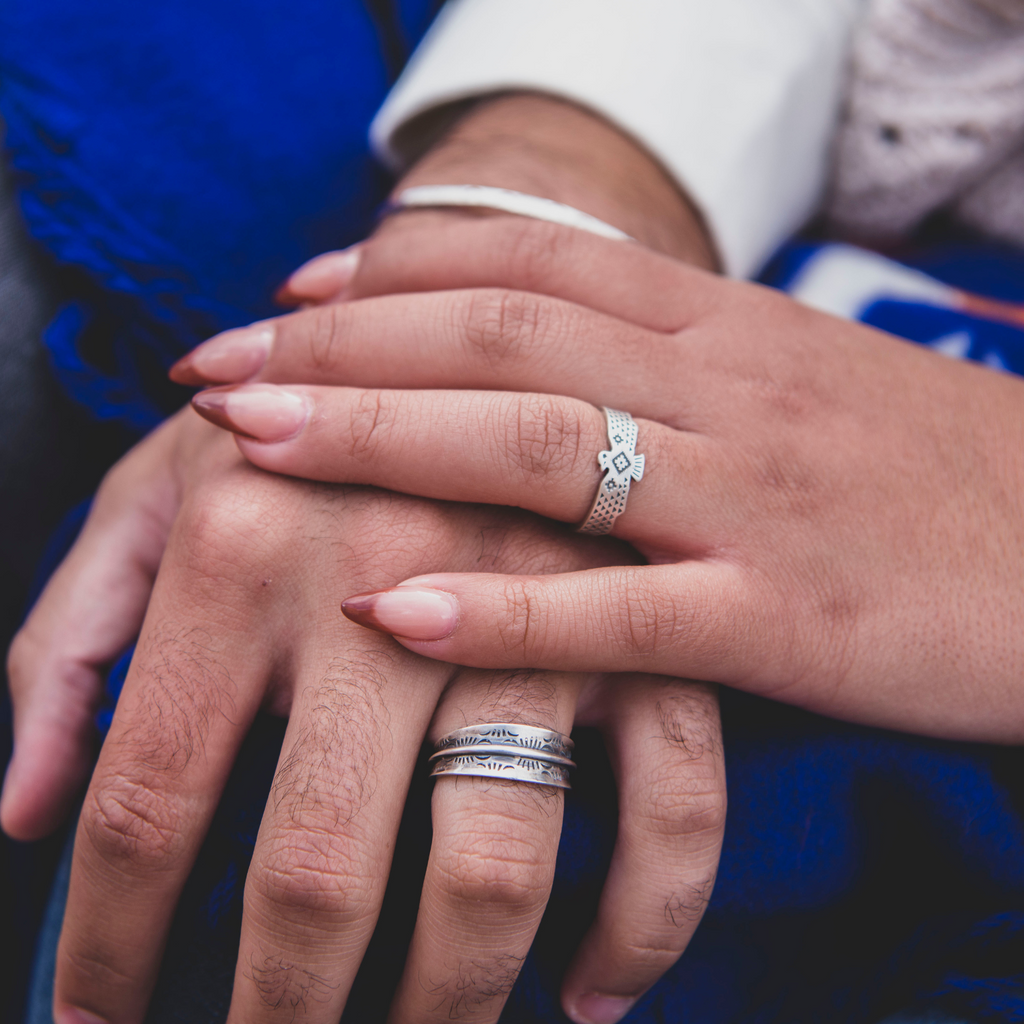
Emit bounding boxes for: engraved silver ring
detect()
[430,723,575,789]
[578,407,645,536]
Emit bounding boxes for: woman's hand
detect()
[186,228,1024,743]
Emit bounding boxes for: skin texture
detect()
[3,95,726,1024]
[190,220,1024,743]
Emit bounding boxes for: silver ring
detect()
[578,408,646,536]
[432,723,574,761]
[431,723,575,789]
[430,743,575,767]
[430,752,571,789]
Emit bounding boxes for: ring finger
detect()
[387,667,585,1024]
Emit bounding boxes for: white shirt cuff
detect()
[371,0,863,278]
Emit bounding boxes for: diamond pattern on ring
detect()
[578,408,645,536]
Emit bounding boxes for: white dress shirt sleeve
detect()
[371,0,864,278]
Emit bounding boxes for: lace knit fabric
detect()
[826,0,1024,246]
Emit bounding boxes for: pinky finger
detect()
[564,677,725,1024]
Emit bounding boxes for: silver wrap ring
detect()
[578,407,646,536]
[430,723,575,789]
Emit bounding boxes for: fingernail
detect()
[170,323,274,385]
[341,587,459,640]
[277,246,362,304]
[56,1008,108,1024]
[570,994,637,1024]
[191,384,309,442]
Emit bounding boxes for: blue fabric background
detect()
[1,0,439,429]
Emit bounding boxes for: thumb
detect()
[340,562,752,681]
[1,461,176,840]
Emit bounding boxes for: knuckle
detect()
[641,775,727,840]
[496,578,548,657]
[438,821,554,912]
[249,826,377,925]
[82,771,188,872]
[301,303,348,372]
[500,392,583,482]
[608,571,675,659]
[504,218,572,288]
[60,944,136,991]
[462,288,544,365]
[621,935,690,967]
[183,478,284,568]
[345,387,392,461]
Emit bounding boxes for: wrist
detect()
[395,93,719,271]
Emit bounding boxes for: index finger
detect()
[170,221,732,393]
[54,566,271,1024]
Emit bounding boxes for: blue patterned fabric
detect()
[5,6,1024,1020]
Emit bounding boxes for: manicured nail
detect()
[191,384,309,442]
[341,587,459,640]
[56,1008,108,1024]
[170,323,275,385]
[277,246,362,304]
[570,994,637,1024]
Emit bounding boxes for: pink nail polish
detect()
[570,994,637,1024]
[169,323,274,385]
[191,384,309,442]
[55,1007,108,1024]
[341,587,459,640]
[281,246,362,302]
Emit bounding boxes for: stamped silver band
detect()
[390,185,634,243]
[429,743,575,767]
[578,408,645,536]
[432,723,574,762]
[430,752,571,789]
[430,723,575,788]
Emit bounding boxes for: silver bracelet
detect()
[388,184,634,243]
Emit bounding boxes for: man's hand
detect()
[4,94,728,1024]
[6,406,725,1024]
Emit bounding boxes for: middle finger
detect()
[227,640,451,1024]
[193,386,718,550]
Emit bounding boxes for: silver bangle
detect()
[578,408,646,536]
[388,185,634,243]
